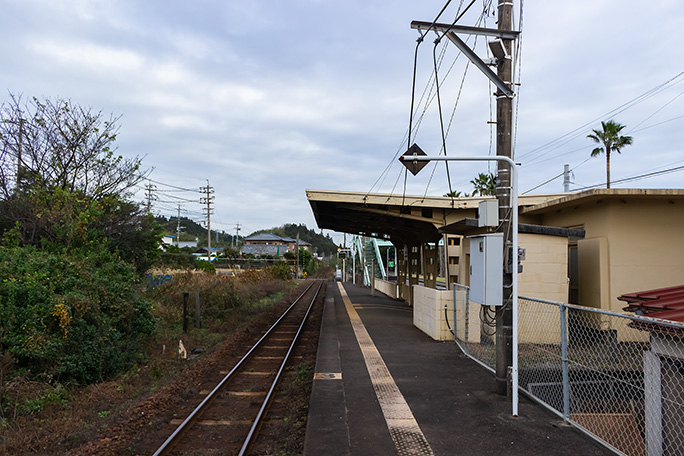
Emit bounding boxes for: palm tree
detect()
[587,120,633,189]
[470,172,496,196]
[443,190,469,198]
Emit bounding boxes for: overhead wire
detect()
[571,165,684,191]
[521,71,684,192]
[627,88,684,134]
[401,0,459,204]
[518,70,684,165]
[631,113,684,133]
[366,1,456,201]
[512,0,524,159]
[422,1,493,199]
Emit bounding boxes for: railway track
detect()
[152,280,324,456]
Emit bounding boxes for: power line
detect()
[145,177,198,192]
[571,164,684,191]
[518,70,684,165]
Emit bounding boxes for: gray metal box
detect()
[469,233,503,306]
[478,199,499,227]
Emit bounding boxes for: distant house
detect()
[160,235,198,250]
[193,247,217,261]
[242,233,311,257]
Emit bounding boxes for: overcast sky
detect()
[2,0,683,243]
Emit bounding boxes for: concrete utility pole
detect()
[200,180,214,259]
[495,0,514,397]
[234,222,241,248]
[176,204,182,247]
[563,164,571,192]
[295,233,300,279]
[145,183,157,214]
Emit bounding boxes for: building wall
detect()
[459,232,569,304]
[533,197,684,314]
[518,233,568,304]
[445,234,462,286]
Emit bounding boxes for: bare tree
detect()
[0,94,145,200]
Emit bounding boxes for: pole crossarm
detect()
[410,20,520,40]
[445,32,514,98]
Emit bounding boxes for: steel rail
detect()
[238,279,323,455]
[152,281,318,456]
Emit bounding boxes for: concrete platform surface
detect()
[303,281,614,456]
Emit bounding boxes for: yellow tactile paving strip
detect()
[337,282,434,456]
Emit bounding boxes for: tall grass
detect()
[148,267,297,348]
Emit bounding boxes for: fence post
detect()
[195,291,201,328]
[182,292,189,333]
[453,287,458,342]
[560,302,570,422]
[465,287,470,346]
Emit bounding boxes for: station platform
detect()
[303,281,613,456]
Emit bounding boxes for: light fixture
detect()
[488,38,509,60]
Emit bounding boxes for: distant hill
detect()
[250,223,338,257]
[154,216,238,245]
[155,217,337,255]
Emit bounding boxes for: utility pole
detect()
[234,222,241,248]
[563,164,571,192]
[495,0,514,397]
[295,232,300,279]
[176,204,182,247]
[145,183,157,214]
[406,4,521,413]
[200,180,214,259]
[16,118,24,191]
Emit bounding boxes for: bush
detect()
[195,259,216,274]
[0,246,156,384]
[265,262,294,281]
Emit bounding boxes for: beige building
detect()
[308,188,684,340]
[519,189,684,313]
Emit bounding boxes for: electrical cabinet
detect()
[478,199,499,227]
[469,233,503,306]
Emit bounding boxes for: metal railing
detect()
[453,285,684,456]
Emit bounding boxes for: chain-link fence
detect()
[453,286,684,456]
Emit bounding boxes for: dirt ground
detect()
[0,281,325,456]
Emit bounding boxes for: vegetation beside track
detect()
[0,269,326,455]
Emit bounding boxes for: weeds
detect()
[1,267,296,454]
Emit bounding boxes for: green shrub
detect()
[195,259,216,274]
[0,246,156,384]
[265,262,294,281]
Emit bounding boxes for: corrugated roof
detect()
[620,285,684,323]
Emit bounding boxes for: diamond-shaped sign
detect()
[400,143,429,176]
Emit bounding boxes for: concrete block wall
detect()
[374,278,399,299]
[413,285,454,341]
